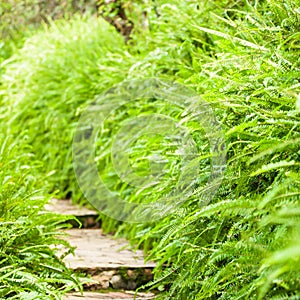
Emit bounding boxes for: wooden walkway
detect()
[46,199,156,300]
[65,291,155,300]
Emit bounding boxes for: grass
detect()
[1,0,300,299]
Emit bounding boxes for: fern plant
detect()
[1,15,134,201]
[0,134,81,299]
[126,0,300,299]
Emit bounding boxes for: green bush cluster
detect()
[0,135,81,298]
[2,16,135,201]
[0,0,98,64]
[1,0,300,299]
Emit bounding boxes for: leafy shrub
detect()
[0,0,98,64]
[0,0,98,38]
[1,16,134,200]
[0,135,80,299]
[126,0,300,298]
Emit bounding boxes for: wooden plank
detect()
[45,199,98,217]
[64,291,155,300]
[62,229,156,270]
[60,229,155,290]
[44,199,100,228]
[48,201,156,292]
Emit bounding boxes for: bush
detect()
[0,135,80,298]
[0,0,98,64]
[1,16,134,200]
[126,0,300,298]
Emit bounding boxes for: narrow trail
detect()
[45,199,156,300]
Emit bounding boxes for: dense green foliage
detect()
[0,4,96,298]
[0,135,81,298]
[2,16,134,200]
[0,0,98,66]
[130,1,300,298]
[1,0,300,299]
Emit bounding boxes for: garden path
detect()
[45,199,156,300]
